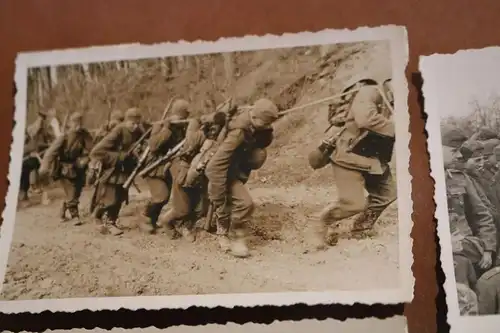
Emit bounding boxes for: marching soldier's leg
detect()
[352,167,397,238]
[312,164,367,250]
[105,185,126,236]
[159,181,192,241]
[59,178,72,222]
[29,169,41,194]
[227,180,254,258]
[66,172,85,226]
[19,160,33,202]
[140,177,171,234]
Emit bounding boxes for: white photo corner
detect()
[422,46,500,333]
[0,25,413,314]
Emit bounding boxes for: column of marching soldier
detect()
[20,72,396,260]
[443,126,500,315]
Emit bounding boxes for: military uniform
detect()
[464,138,500,266]
[20,111,56,201]
[443,129,497,282]
[159,118,211,241]
[139,100,191,233]
[39,112,93,225]
[308,76,396,249]
[89,108,144,235]
[476,266,500,314]
[457,282,479,316]
[205,98,278,258]
[87,110,124,186]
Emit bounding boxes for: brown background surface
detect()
[1,0,500,332]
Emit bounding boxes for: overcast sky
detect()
[422,46,500,120]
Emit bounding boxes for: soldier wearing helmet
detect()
[20,107,58,204]
[89,107,144,236]
[307,71,396,250]
[205,98,278,258]
[158,113,225,241]
[39,112,93,226]
[93,109,125,144]
[441,127,497,288]
[137,99,192,235]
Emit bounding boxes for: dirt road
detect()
[1,175,398,300]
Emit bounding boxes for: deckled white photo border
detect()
[421,46,500,333]
[0,25,412,313]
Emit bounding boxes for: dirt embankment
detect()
[1,41,400,300]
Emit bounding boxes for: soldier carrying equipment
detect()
[122,97,178,190]
[306,72,397,250]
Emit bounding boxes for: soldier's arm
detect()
[40,135,65,171]
[205,129,245,206]
[465,175,497,251]
[350,85,395,137]
[148,122,172,154]
[89,126,122,168]
[182,119,205,153]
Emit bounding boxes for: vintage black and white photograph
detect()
[0,26,412,313]
[422,46,500,333]
[35,316,408,333]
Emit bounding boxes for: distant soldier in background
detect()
[138,99,191,234]
[307,73,396,250]
[442,128,496,284]
[205,98,278,258]
[476,266,500,314]
[160,111,226,241]
[20,108,57,203]
[89,108,144,236]
[457,282,479,316]
[39,112,93,226]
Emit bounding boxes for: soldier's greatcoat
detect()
[40,128,93,219]
[20,116,56,199]
[139,119,187,230]
[205,109,273,235]
[446,168,497,284]
[160,119,209,236]
[319,83,396,233]
[89,123,143,223]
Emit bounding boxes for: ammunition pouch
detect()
[350,130,395,164]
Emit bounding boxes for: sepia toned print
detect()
[0,26,412,313]
[422,46,500,333]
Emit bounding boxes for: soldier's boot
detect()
[351,209,382,239]
[215,214,231,252]
[107,220,124,236]
[94,207,108,234]
[164,219,181,240]
[176,221,196,243]
[68,205,83,226]
[229,228,250,258]
[138,202,159,234]
[60,202,68,222]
